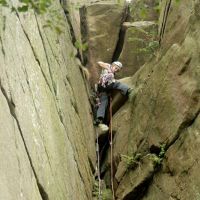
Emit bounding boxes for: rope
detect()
[95,129,102,200]
[109,96,115,200]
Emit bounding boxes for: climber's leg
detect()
[96,92,109,120]
[107,82,129,96]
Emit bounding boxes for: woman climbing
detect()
[94,61,133,132]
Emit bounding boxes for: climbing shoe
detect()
[98,123,109,133]
[127,88,134,96]
[127,87,137,102]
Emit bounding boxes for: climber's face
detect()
[112,64,121,73]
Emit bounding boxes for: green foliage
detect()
[0,0,52,14]
[92,180,112,200]
[159,144,166,158]
[128,26,159,56]
[0,0,8,7]
[174,0,181,8]
[75,40,88,52]
[130,0,160,21]
[0,0,65,35]
[102,189,112,200]
[150,144,166,166]
[150,154,162,165]
[42,8,65,35]
[121,153,142,169]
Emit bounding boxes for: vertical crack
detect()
[60,1,84,63]
[79,5,89,65]
[166,109,200,149]
[112,4,130,61]
[0,82,49,200]
[33,13,57,96]
[14,12,53,95]
[0,35,5,57]
[159,0,172,44]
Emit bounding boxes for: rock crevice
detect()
[0,84,48,200]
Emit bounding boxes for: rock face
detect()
[80,1,127,83]
[117,21,158,79]
[102,0,200,199]
[159,0,194,49]
[80,0,159,82]
[115,0,159,79]
[129,0,160,22]
[1,0,200,199]
[0,1,95,199]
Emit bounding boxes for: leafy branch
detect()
[128,26,159,56]
[0,0,66,35]
[0,0,52,14]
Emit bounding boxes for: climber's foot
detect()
[98,123,109,134]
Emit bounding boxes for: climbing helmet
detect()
[112,61,123,68]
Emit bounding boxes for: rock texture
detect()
[129,0,160,22]
[79,0,160,82]
[117,21,158,79]
[159,0,193,48]
[1,0,200,199]
[0,1,96,199]
[102,0,200,199]
[80,1,127,83]
[115,0,159,79]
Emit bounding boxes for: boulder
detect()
[158,0,193,49]
[116,155,156,200]
[0,0,96,199]
[129,0,160,22]
[117,21,158,79]
[0,91,42,200]
[143,116,200,200]
[101,0,200,199]
[80,2,126,83]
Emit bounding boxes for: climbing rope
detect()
[95,128,102,200]
[109,96,115,200]
[94,92,115,200]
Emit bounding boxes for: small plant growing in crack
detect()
[121,153,142,169]
[149,144,166,166]
[74,40,88,52]
[92,180,112,200]
[129,0,160,21]
[128,27,159,58]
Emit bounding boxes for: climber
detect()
[94,61,132,132]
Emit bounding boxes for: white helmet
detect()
[112,61,123,68]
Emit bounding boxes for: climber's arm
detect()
[97,61,110,70]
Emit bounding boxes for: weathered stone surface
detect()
[102,0,200,199]
[116,156,156,200]
[0,91,42,200]
[0,0,96,199]
[129,0,160,22]
[110,77,132,115]
[117,21,158,79]
[80,2,126,83]
[61,0,91,62]
[159,0,193,49]
[143,115,200,200]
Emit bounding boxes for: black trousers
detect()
[96,82,129,119]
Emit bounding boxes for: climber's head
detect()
[111,61,123,72]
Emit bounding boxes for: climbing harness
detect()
[109,96,115,200]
